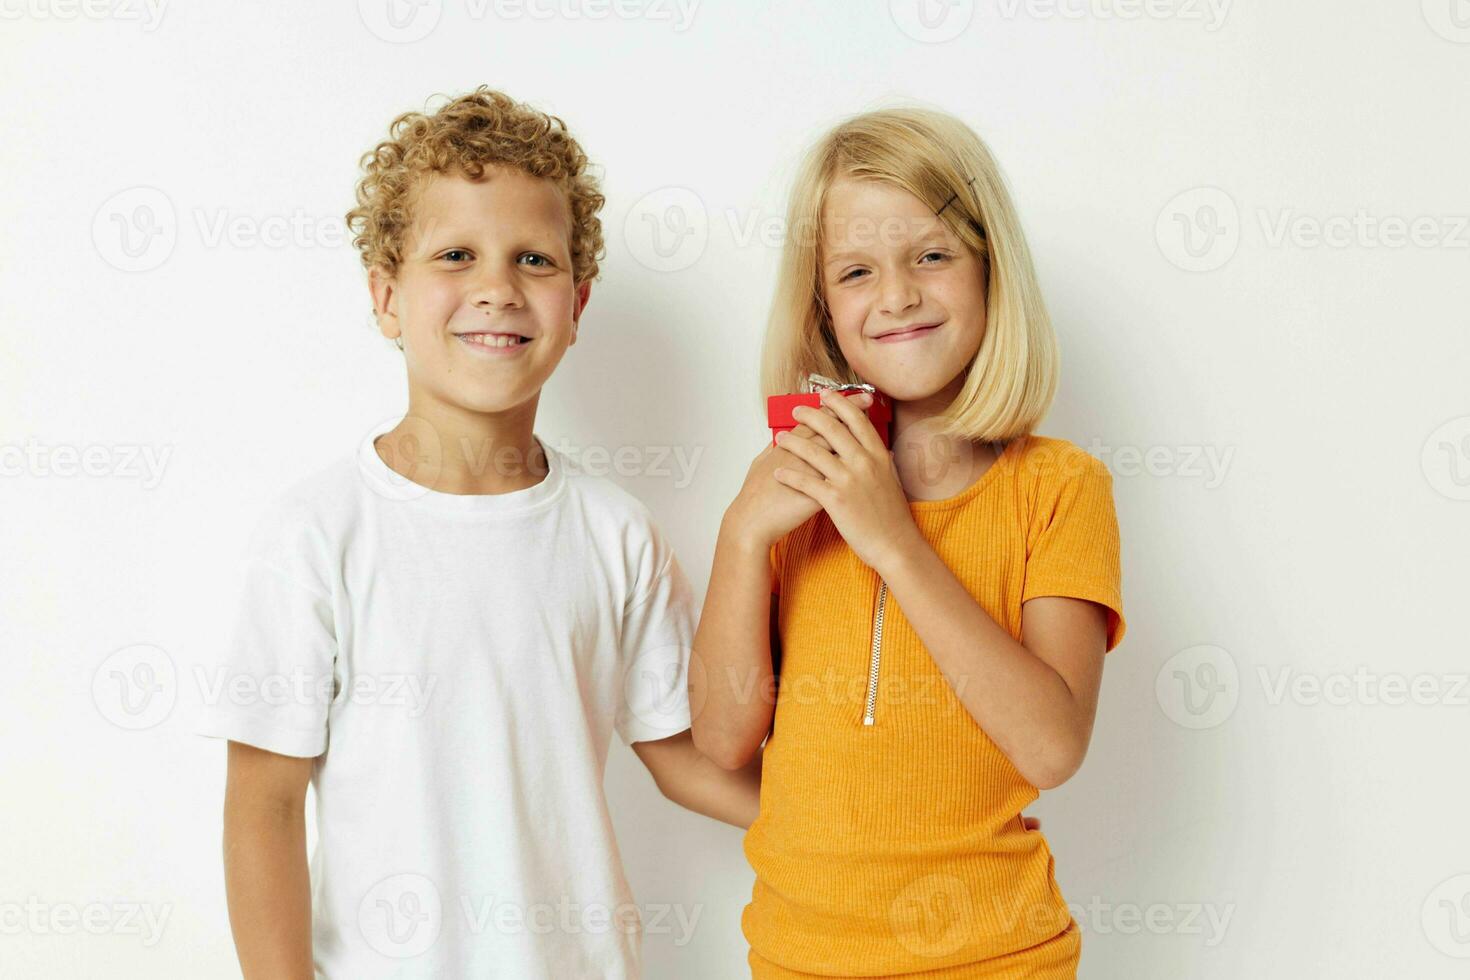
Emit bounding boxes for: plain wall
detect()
[2,1,1467,976]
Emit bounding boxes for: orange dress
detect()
[743,435,1126,979]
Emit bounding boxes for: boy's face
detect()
[818,178,987,404]
[370,167,590,417]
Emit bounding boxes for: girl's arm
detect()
[689,437,826,771]
[874,551,1107,789]
[771,390,1107,789]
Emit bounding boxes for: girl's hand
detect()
[771,390,923,574]
[726,425,832,550]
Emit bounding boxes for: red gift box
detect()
[767,376,893,449]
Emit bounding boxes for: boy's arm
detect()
[630,729,762,829]
[223,740,316,980]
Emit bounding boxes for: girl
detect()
[690,107,1126,979]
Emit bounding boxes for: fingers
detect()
[788,422,832,453]
[814,389,886,456]
[772,459,830,505]
[771,444,822,477]
[774,427,840,480]
[791,396,864,459]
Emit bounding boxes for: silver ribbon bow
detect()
[805,373,877,395]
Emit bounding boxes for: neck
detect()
[376,390,548,496]
[890,377,963,446]
[889,377,998,502]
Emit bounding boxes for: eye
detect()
[919,250,950,265]
[838,267,869,283]
[518,253,554,268]
[440,249,472,264]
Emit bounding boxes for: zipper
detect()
[863,578,888,726]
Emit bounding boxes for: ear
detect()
[368,266,400,343]
[568,279,592,347]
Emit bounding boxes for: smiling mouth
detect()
[456,332,532,349]
[873,322,942,343]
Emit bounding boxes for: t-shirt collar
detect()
[355,417,567,517]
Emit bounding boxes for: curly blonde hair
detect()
[346,86,605,284]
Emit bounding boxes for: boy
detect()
[197,87,759,978]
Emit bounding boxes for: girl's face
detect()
[819,178,987,403]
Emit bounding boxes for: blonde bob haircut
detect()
[760,107,1059,443]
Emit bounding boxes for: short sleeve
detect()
[1021,449,1127,652]
[616,529,697,745]
[193,504,338,757]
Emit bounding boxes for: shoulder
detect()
[557,466,685,605]
[555,462,676,564]
[1004,435,1120,549]
[558,463,660,535]
[243,453,362,569]
[1009,434,1112,492]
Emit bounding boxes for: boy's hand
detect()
[771,390,923,575]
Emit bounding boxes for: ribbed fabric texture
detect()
[742,435,1125,979]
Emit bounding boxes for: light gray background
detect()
[3,1,1467,977]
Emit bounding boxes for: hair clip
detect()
[937,176,986,239]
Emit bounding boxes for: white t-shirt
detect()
[196,420,695,979]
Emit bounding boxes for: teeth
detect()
[461,333,525,348]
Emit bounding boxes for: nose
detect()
[469,263,524,311]
[877,268,921,318]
